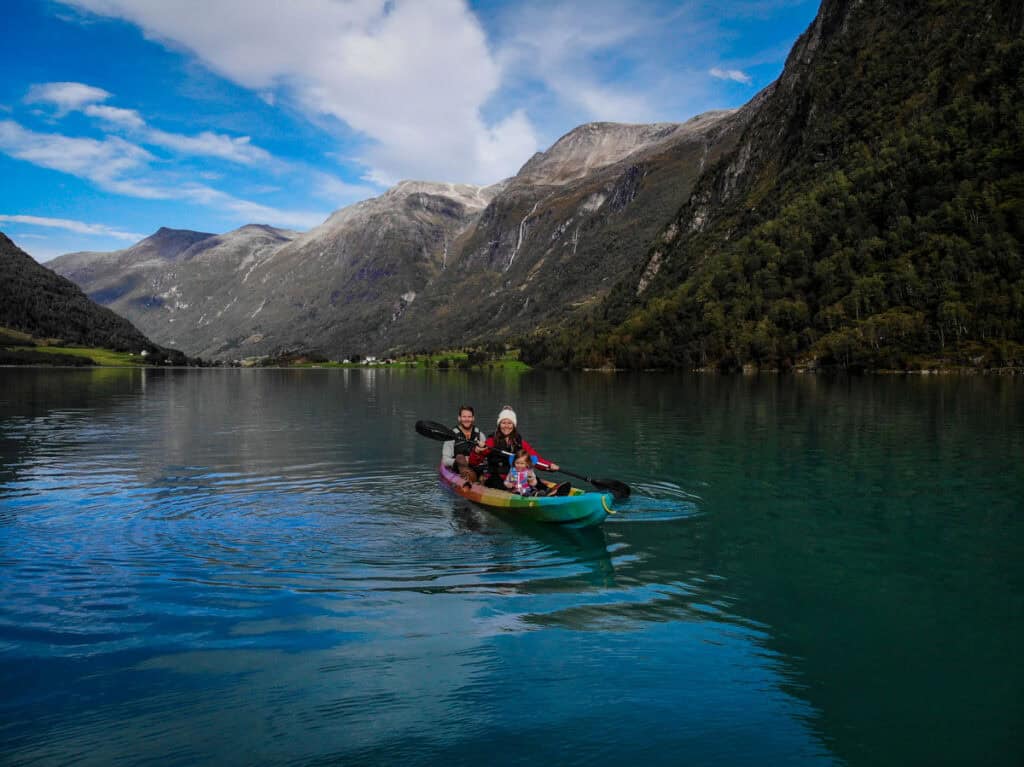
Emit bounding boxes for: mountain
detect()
[202,181,499,359]
[388,111,754,352]
[0,230,184,361]
[53,0,1020,369]
[52,224,300,356]
[528,0,1024,370]
[52,111,752,360]
[55,227,217,297]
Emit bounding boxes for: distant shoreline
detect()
[5,363,1021,375]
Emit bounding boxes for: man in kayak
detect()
[482,406,569,495]
[442,404,486,486]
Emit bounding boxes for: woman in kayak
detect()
[483,406,567,495]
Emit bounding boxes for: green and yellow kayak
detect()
[438,463,611,525]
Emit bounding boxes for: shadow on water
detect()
[446,498,617,589]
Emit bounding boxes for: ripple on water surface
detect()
[3,451,709,663]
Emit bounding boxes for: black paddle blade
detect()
[592,478,631,500]
[415,420,455,441]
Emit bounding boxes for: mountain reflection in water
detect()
[1,368,1021,766]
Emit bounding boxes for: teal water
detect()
[1,368,1021,766]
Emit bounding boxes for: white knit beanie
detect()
[496,406,517,427]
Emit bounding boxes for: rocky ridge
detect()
[52,112,752,360]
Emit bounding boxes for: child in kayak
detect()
[504,450,539,496]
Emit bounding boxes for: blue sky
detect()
[1,0,818,261]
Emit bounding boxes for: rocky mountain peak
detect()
[139,227,217,260]
[515,115,735,186]
[307,180,501,239]
[384,180,502,210]
[218,223,299,242]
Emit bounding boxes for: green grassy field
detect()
[1,326,151,366]
[406,350,529,371]
[1,344,147,366]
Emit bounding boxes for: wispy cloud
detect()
[25,81,110,114]
[0,120,328,229]
[28,82,273,165]
[487,0,771,147]
[146,128,272,165]
[710,67,753,84]
[83,103,145,129]
[0,119,159,196]
[0,213,144,241]
[493,0,667,123]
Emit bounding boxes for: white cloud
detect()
[493,1,665,123]
[710,67,753,85]
[83,103,146,129]
[30,82,273,165]
[0,213,144,241]
[0,120,328,230]
[0,119,157,193]
[144,128,272,165]
[60,0,541,185]
[25,81,111,114]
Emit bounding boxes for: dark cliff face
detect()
[540,0,1024,370]
[0,231,168,354]
[626,0,858,301]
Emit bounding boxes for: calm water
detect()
[1,368,1022,766]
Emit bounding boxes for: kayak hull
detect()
[438,463,611,525]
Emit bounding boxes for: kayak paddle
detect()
[414,419,631,499]
[534,463,631,500]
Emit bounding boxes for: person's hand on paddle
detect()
[537,460,560,472]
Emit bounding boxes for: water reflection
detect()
[2,369,1022,765]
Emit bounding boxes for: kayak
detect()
[438,462,612,525]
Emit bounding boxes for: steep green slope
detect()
[529,0,1024,370]
[0,231,188,363]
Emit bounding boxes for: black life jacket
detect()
[452,425,483,457]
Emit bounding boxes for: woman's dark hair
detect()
[458,404,475,415]
[492,422,520,450]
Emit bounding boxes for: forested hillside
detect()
[0,231,187,363]
[527,0,1024,370]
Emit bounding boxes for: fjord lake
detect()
[1,368,1021,766]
